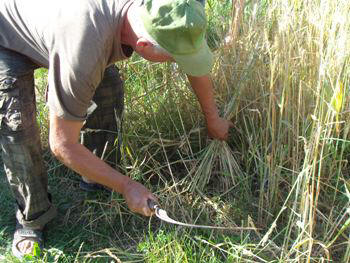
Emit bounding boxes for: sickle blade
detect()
[154,206,254,230]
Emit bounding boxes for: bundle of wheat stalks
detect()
[188,138,243,192]
[188,90,245,193]
[187,1,246,193]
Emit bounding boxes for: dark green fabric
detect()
[81,65,124,168]
[139,0,213,76]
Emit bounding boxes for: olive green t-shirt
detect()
[0,0,133,120]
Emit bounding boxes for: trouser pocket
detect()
[0,74,36,133]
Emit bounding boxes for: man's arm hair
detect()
[187,74,220,122]
[49,112,131,194]
[187,74,232,140]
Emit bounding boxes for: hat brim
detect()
[172,42,213,77]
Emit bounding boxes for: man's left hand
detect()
[207,117,233,141]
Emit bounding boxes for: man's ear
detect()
[135,38,153,52]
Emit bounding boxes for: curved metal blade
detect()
[153,205,255,230]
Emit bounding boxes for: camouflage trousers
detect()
[0,46,124,229]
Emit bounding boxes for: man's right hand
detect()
[49,113,157,217]
[207,116,233,141]
[122,180,158,217]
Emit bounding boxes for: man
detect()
[0,0,232,258]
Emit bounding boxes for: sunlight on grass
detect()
[1,0,349,262]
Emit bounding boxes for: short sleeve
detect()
[46,6,112,120]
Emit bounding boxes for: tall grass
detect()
[120,0,350,261]
[209,0,350,261]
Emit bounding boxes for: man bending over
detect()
[0,0,231,258]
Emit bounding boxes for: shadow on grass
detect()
[0,150,258,263]
[0,152,151,262]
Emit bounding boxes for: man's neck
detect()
[121,3,137,48]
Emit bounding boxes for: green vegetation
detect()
[1,0,349,262]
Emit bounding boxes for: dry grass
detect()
[2,0,349,262]
[99,0,350,261]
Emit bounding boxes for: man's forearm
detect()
[49,113,131,195]
[187,74,220,121]
[187,74,232,140]
[49,113,156,216]
[53,141,131,194]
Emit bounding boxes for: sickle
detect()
[147,199,257,231]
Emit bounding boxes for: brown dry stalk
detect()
[225,0,245,46]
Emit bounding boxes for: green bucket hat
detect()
[137,0,214,76]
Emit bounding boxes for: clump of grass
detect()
[186,0,247,194]
[188,139,243,193]
[186,87,245,193]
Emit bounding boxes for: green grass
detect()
[1,0,350,262]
